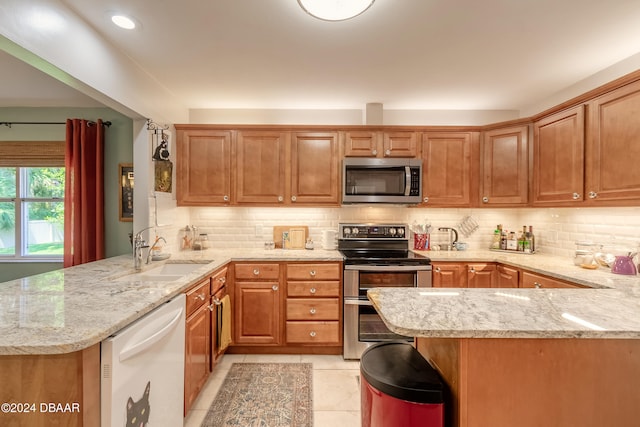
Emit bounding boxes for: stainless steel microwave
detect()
[342,158,422,204]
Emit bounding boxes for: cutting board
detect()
[273,225,308,249]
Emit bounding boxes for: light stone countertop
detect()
[369,249,640,339]
[0,248,342,355]
[1,247,639,354]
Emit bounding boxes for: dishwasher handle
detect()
[119,306,184,362]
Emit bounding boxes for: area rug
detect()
[201,363,313,427]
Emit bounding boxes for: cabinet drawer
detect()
[235,263,280,280]
[287,281,340,297]
[287,263,341,280]
[286,298,340,320]
[185,278,210,316]
[286,321,340,344]
[521,271,584,288]
[211,267,228,294]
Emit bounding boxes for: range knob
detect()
[343,227,351,236]
[397,228,405,236]
[389,228,397,236]
[352,227,359,235]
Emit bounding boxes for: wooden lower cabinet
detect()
[433,262,467,287]
[184,278,211,415]
[520,271,585,288]
[496,264,519,288]
[0,344,100,427]
[417,337,640,427]
[234,281,281,345]
[467,263,496,288]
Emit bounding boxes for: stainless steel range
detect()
[339,223,432,360]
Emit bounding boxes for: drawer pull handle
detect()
[310,308,316,314]
[195,294,206,301]
[534,282,542,289]
[272,285,279,291]
[310,270,316,277]
[208,304,214,311]
[253,269,260,275]
[309,287,316,294]
[213,297,222,306]
[309,331,317,337]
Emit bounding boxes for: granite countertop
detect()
[369,249,640,339]
[0,248,342,355]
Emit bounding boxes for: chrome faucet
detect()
[133,226,154,270]
[146,236,167,265]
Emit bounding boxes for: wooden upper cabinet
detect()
[586,80,640,204]
[480,125,529,206]
[344,130,417,157]
[533,106,585,205]
[176,129,231,206]
[235,130,288,204]
[290,132,340,205]
[420,132,479,207]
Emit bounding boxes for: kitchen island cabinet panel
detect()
[586,79,640,204]
[176,130,232,205]
[417,337,640,427]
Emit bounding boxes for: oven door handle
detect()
[344,299,373,306]
[344,265,432,272]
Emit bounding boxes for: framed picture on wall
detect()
[119,163,134,222]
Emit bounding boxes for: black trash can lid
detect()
[360,342,444,404]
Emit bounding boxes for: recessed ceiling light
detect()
[111,14,136,30]
[298,0,375,21]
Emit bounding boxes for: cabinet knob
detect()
[310,308,316,314]
[435,267,441,273]
[309,270,316,277]
[223,195,229,201]
[253,269,260,275]
[469,267,476,273]
[218,277,226,284]
[482,196,489,203]
[309,331,317,337]
[385,149,391,156]
[423,196,429,203]
[588,191,598,199]
[372,149,378,156]
[534,282,542,289]
[309,287,317,294]
[572,192,580,200]
[291,195,297,202]
[272,285,278,291]
[278,196,284,202]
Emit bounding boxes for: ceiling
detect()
[3,0,640,113]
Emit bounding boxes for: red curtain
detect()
[63,119,105,267]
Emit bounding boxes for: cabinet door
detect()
[421,132,478,206]
[236,130,288,204]
[344,131,379,157]
[586,80,640,203]
[383,131,418,157]
[234,282,281,345]
[496,264,520,288]
[176,130,231,206]
[481,125,529,205]
[520,271,584,288]
[533,106,585,204]
[467,263,497,288]
[184,304,211,414]
[432,263,466,287]
[290,132,340,205]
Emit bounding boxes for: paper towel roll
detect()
[322,230,338,250]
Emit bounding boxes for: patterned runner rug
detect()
[201,363,313,427]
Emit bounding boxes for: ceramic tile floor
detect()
[183,354,362,427]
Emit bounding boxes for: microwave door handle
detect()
[404,166,411,196]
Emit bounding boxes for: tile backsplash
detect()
[154,205,640,261]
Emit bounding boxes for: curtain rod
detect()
[0,121,112,128]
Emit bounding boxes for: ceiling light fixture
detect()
[111,14,136,30]
[297,0,375,21]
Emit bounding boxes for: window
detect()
[0,141,65,261]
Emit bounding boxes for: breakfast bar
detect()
[368,268,640,427]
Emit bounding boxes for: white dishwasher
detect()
[101,294,186,427]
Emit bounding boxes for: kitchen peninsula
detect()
[369,250,640,427]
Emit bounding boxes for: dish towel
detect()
[219,294,232,351]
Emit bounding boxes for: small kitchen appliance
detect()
[342,158,422,204]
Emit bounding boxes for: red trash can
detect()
[361,342,444,427]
